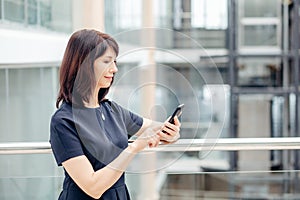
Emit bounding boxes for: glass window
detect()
[0,67,58,142]
[117,0,141,29]
[104,0,118,33]
[46,0,72,32]
[239,0,281,48]
[0,0,2,19]
[154,0,172,27]
[1,0,72,33]
[39,0,51,29]
[27,0,37,25]
[0,69,8,134]
[238,94,286,170]
[4,0,25,23]
[237,58,281,87]
[243,0,279,18]
[243,25,278,46]
[191,0,228,29]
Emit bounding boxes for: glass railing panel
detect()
[1,139,300,199]
[0,176,63,200]
[158,170,300,200]
[2,169,299,199]
[0,153,63,200]
[125,149,300,200]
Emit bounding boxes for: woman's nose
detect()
[110,62,118,73]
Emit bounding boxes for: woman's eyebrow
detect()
[103,56,114,59]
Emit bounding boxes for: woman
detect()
[50,29,181,200]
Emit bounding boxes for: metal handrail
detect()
[1,137,300,155]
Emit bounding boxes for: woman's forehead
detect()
[102,47,117,58]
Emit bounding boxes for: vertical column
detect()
[228,0,237,170]
[228,1,238,196]
[282,0,291,194]
[292,0,299,156]
[292,0,300,193]
[72,0,105,31]
[283,0,290,88]
[137,1,158,200]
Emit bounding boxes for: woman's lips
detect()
[104,76,113,81]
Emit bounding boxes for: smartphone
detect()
[168,104,184,124]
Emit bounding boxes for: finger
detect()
[158,132,180,143]
[173,116,181,126]
[158,131,174,141]
[149,139,159,148]
[149,135,160,147]
[165,119,180,130]
[163,122,180,134]
[161,126,173,136]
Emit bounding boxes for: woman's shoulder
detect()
[51,102,73,123]
[50,102,78,138]
[102,99,120,110]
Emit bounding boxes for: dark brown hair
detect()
[56,29,119,108]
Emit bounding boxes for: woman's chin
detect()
[98,83,111,88]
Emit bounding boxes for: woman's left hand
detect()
[158,116,181,144]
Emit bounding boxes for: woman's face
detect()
[93,47,118,89]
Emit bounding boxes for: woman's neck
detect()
[83,101,99,108]
[84,90,99,108]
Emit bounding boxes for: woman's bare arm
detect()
[62,128,160,199]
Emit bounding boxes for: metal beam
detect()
[2,138,300,154]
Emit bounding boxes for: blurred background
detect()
[1,0,300,199]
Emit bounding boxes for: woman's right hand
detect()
[129,126,161,153]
